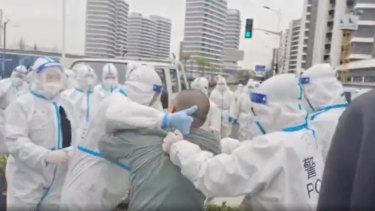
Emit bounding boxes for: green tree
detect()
[195,56,211,75]
[180,53,191,72]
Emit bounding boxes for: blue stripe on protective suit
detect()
[77,145,131,171]
[119,89,128,96]
[283,123,316,137]
[310,104,349,121]
[30,91,63,206]
[256,121,266,135]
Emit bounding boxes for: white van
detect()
[68,58,189,109]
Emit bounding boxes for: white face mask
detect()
[11,77,23,87]
[103,78,117,88]
[42,82,63,98]
[86,78,95,86]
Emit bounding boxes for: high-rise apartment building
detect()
[181,0,228,70]
[85,0,129,58]
[150,15,172,59]
[311,0,347,67]
[279,29,290,73]
[223,9,244,73]
[349,0,375,61]
[288,19,302,73]
[127,13,171,59]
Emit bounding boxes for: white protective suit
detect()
[0,65,29,110]
[301,64,348,161]
[0,110,5,154]
[232,79,261,141]
[60,65,195,211]
[64,69,77,90]
[191,77,220,133]
[210,77,234,138]
[61,64,102,128]
[233,84,244,101]
[5,57,79,211]
[164,74,324,211]
[94,63,123,99]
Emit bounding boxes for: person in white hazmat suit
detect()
[4,57,79,211]
[228,84,245,138]
[300,63,348,161]
[233,84,244,101]
[60,65,197,211]
[163,74,324,211]
[190,77,220,133]
[231,79,261,141]
[61,64,102,130]
[94,63,124,99]
[64,69,77,90]
[210,77,234,138]
[0,65,29,110]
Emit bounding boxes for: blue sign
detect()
[0,53,58,78]
[255,65,266,72]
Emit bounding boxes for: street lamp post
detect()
[1,19,10,78]
[3,19,10,49]
[263,6,282,74]
[62,0,66,58]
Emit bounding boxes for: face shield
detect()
[251,74,308,134]
[84,73,96,85]
[11,66,28,86]
[11,72,27,86]
[103,72,118,91]
[75,64,97,91]
[36,63,65,99]
[216,78,227,92]
[301,76,345,112]
[102,63,118,91]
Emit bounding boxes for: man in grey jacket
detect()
[99,90,220,211]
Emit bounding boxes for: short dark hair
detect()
[174,90,210,128]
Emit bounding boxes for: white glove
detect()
[220,138,241,154]
[44,149,70,166]
[162,130,184,154]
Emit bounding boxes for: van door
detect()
[168,68,181,106]
[155,68,169,109]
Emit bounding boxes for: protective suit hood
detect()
[215,77,227,92]
[191,77,209,96]
[30,57,66,99]
[124,65,163,111]
[102,63,118,92]
[74,63,97,91]
[11,65,28,87]
[245,79,259,95]
[301,63,346,112]
[252,74,307,134]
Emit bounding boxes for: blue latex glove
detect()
[162,106,198,134]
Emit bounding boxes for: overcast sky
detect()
[0,0,303,68]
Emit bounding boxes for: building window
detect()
[352,76,363,82]
[364,76,375,83]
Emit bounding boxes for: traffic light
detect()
[245,19,253,38]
